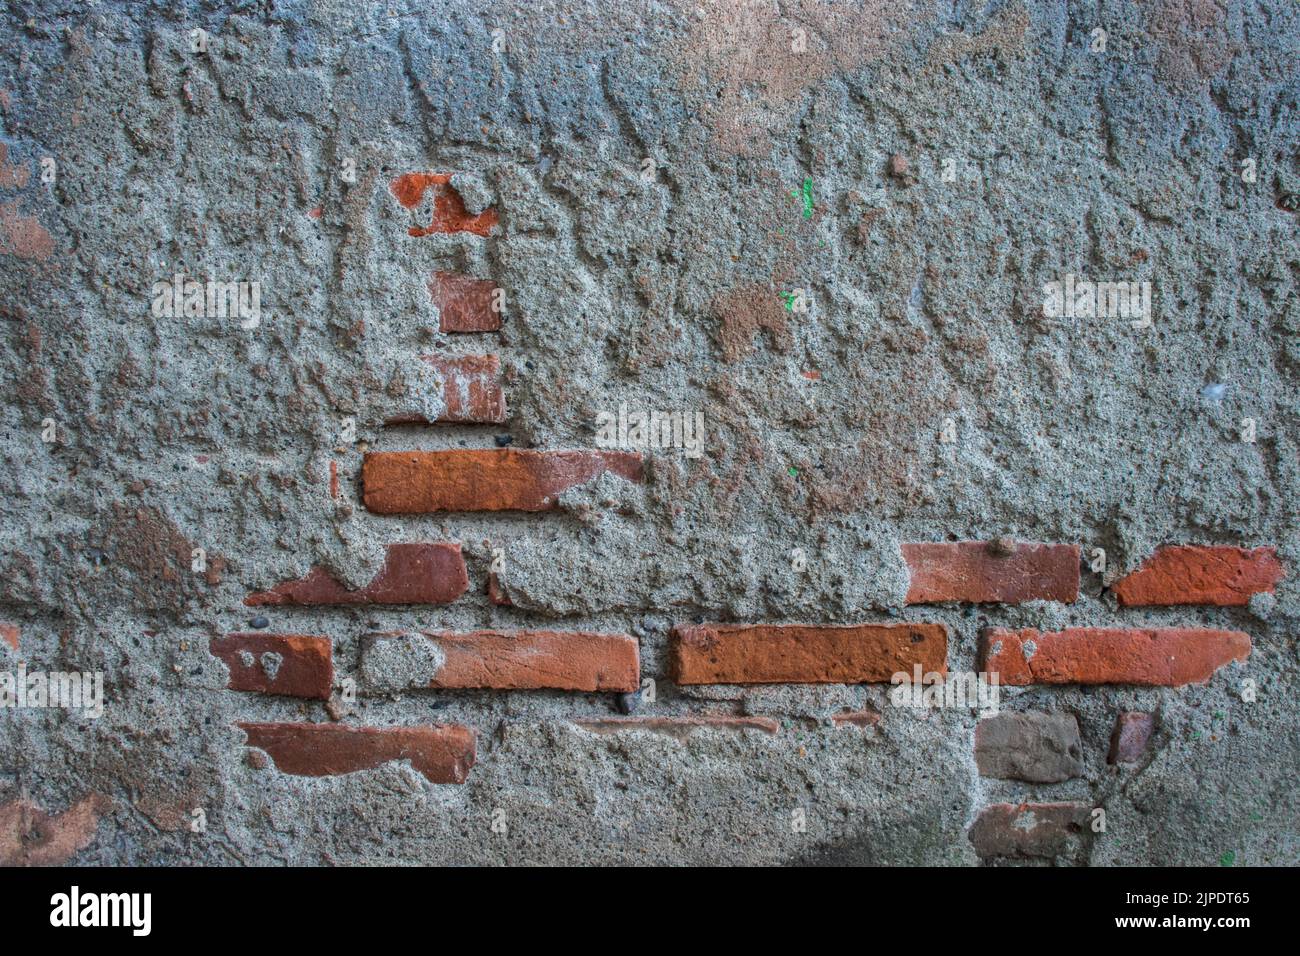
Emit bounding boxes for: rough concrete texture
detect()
[0,0,1297,865]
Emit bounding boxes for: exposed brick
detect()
[363,449,644,513]
[830,707,881,728]
[975,711,1083,782]
[903,540,1079,604]
[389,172,498,237]
[672,622,947,685]
[362,629,639,692]
[238,722,475,784]
[0,623,16,651]
[428,271,501,332]
[1108,711,1157,764]
[0,795,109,866]
[572,715,780,739]
[245,542,468,607]
[487,572,512,606]
[382,354,506,425]
[982,627,1250,686]
[210,633,333,700]
[968,802,1091,860]
[1112,545,1285,606]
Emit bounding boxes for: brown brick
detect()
[982,627,1250,686]
[975,711,1083,782]
[903,540,1080,604]
[210,633,333,700]
[1112,545,1285,606]
[1108,711,1156,764]
[968,802,1092,860]
[245,543,468,607]
[363,449,644,513]
[362,629,639,692]
[487,572,512,606]
[389,172,498,237]
[572,716,780,739]
[238,722,475,784]
[0,795,110,866]
[428,271,500,332]
[672,622,947,685]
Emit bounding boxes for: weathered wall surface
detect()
[1,0,1297,865]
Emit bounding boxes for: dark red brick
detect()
[968,802,1092,860]
[210,633,333,700]
[672,622,947,685]
[1112,545,1285,606]
[428,271,500,332]
[1108,711,1156,764]
[903,540,1080,604]
[363,449,643,513]
[245,542,468,606]
[982,627,1250,686]
[238,722,475,784]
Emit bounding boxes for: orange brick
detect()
[1113,545,1285,606]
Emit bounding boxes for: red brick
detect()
[0,623,16,651]
[210,633,333,700]
[903,540,1080,604]
[982,627,1250,686]
[968,802,1091,860]
[572,716,780,738]
[1112,545,1285,606]
[830,708,881,728]
[385,354,506,425]
[672,622,947,685]
[0,795,109,867]
[428,271,501,332]
[238,722,475,784]
[245,542,468,606]
[1108,711,1156,764]
[363,449,644,513]
[363,629,639,692]
[487,572,512,606]
[389,172,498,237]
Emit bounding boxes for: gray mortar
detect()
[0,0,1297,865]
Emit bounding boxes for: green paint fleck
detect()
[1251,811,1264,822]
[780,291,796,311]
[788,466,799,477]
[1220,850,1236,866]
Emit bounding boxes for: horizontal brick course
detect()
[427,271,502,332]
[238,722,475,784]
[362,629,639,692]
[245,543,468,607]
[903,540,1080,604]
[968,802,1091,860]
[389,172,498,237]
[982,627,1250,686]
[672,622,947,685]
[385,354,506,425]
[210,633,333,700]
[1112,545,1285,606]
[363,449,643,513]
